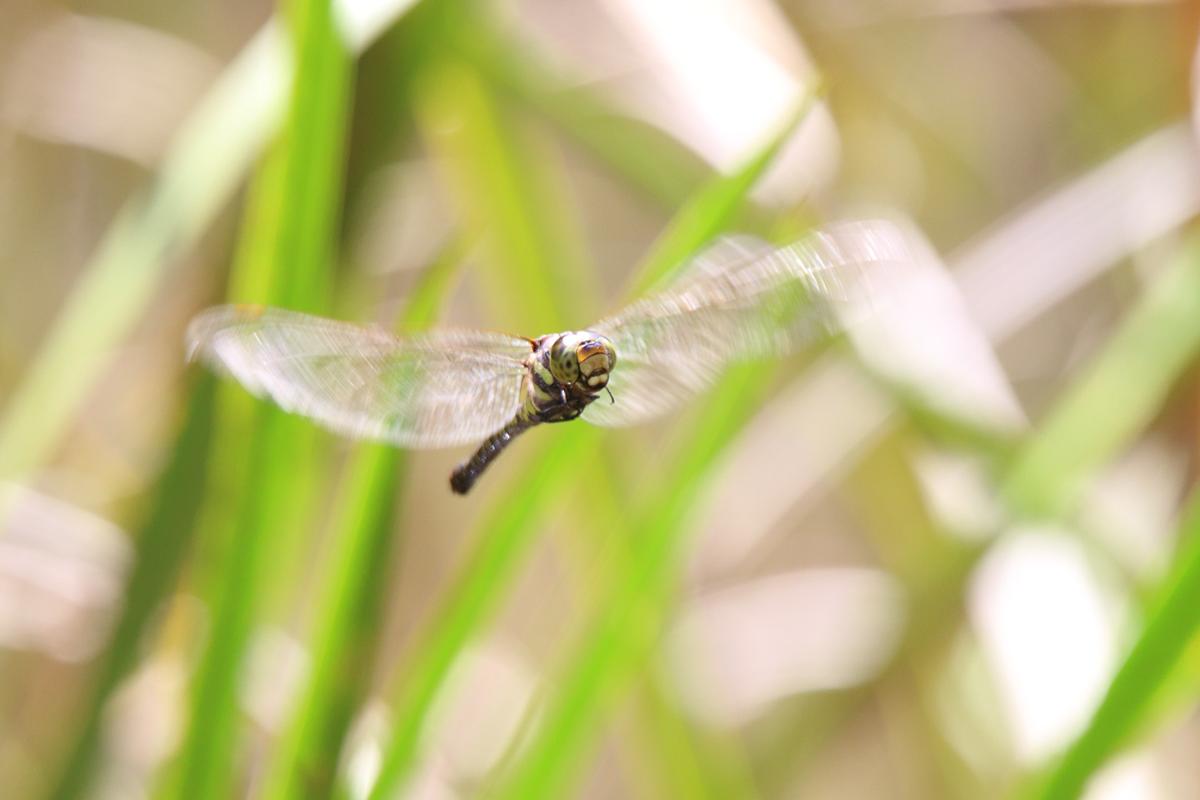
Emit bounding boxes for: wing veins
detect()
[584,220,914,428]
[191,306,531,447]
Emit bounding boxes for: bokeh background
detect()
[2,0,1200,798]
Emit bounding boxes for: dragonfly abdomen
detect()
[449,414,537,494]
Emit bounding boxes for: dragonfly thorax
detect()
[546,331,617,390]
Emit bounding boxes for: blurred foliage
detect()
[1,1,1199,800]
[165,0,352,789]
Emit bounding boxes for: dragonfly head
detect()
[550,332,617,392]
[575,333,617,392]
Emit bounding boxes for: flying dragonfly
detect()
[187,219,914,494]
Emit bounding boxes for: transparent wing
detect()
[656,234,778,291]
[187,305,531,448]
[584,219,913,428]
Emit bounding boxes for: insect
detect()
[187,219,913,493]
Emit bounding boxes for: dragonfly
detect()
[187,219,913,494]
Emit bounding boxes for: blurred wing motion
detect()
[187,306,531,447]
[583,220,913,427]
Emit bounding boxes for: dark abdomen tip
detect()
[449,467,473,494]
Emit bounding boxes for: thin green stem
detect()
[1034,496,1200,799]
[261,241,467,799]
[162,0,353,796]
[43,376,217,800]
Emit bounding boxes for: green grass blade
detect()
[254,3,353,311]
[260,241,466,799]
[1033,494,1200,799]
[163,1,353,797]
[1009,236,1200,796]
[367,89,817,799]
[486,93,825,799]
[0,25,290,479]
[42,374,217,800]
[366,423,602,800]
[364,53,595,797]
[629,89,821,296]
[465,29,713,213]
[0,0,426,481]
[626,677,758,800]
[1002,237,1200,518]
[490,362,770,800]
[735,236,1200,799]
[771,238,1200,800]
[161,407,294,800]
[415,58,586,330]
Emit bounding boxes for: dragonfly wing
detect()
[586,219,914,427]
[582,237,772,428]
[656,234,776,291]
[580,353,705,427]
[187,305,531,448]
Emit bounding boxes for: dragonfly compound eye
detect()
[577,336,616,390]
[549,335,582,383]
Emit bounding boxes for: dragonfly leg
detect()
[538,383,596,423]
